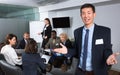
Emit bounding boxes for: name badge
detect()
[95,39,104,45]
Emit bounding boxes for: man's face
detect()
[24,33,30,40]
[51,32,56,39]
[81,7,96,27]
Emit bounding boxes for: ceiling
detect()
[35,0,70,6]
[0,0,119,16]
[0,0,70,16]
[0,0,71,7]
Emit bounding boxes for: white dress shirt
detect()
[1,45,22,66]
[79,24,95,71]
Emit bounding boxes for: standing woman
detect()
[22,38,46,75]
[38,18,52,49]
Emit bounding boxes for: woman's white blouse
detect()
[1,45,22,66]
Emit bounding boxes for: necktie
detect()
[82,29,89,71]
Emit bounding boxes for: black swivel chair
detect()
[0,53,22,75]
[0,53,6,60]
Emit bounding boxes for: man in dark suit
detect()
[54,3,119,75]
[16,32,30,49]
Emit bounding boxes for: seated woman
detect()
[22,38,46,75]
[59,33,73,72]
[1,34,22,66]
[60,33,73,48]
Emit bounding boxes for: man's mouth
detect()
[84,18,90,22]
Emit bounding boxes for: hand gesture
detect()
[53,43,68,54]
[106,52,120,65]
[38,32,41,35]
[44,36,47,39]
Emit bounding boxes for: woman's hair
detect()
[25,38,38,54]
[44,18,51,25]
[60,33,68,40]
[5,34,17,45]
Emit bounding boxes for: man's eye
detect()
[88,12,91,14]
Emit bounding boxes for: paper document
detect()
[44,49,51,53]
[41,54,51,64]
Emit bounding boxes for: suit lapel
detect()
[92,24,100,62]
[92,24,98,51]
[78,27,84,57]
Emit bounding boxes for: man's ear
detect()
[94,13,96,18]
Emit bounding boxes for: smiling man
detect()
[54,3,119,75]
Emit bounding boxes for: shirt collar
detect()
[45,24,49,27]
[63,41,66,45]
[6,44,12,47]
[83,23,95,31]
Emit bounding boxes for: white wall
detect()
[95,3,120,71]
[49,8,82,38]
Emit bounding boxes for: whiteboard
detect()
[29,21,44,43]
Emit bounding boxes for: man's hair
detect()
[51,30,57,34]
[80,3,95,13]
[24,32,29,35]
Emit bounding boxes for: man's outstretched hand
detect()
[54,44,120,65]
[53,43,68,54]
[106,52,120,65]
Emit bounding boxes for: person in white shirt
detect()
[1,34,22,66]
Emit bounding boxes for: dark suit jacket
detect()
[45,37,61,49]
[41,25,52,48]
[68,24,112,75]
[64,39,73,48]
[41,25,52,39]
[16,39,26,49]
[22,53,46,75]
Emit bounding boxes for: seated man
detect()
[45,30,61,49]
[16,32,30,49]
[45,30,64,71]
